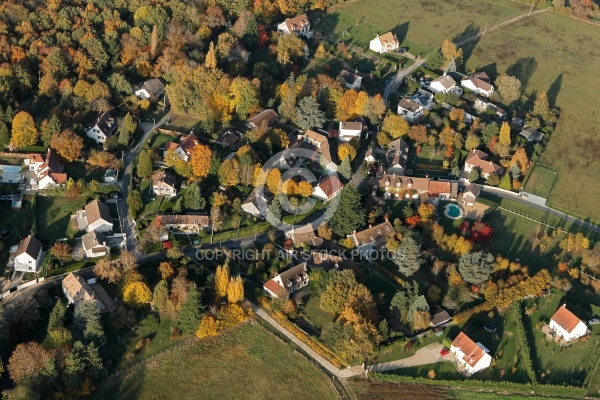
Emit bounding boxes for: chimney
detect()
[368,224,372,229]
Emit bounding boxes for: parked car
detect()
[589,319,600,325]
[440,348,450,356]
[484,322,498,333]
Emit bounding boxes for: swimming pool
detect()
[444,203,464,219]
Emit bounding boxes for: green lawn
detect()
[64,161,106,182]
[522,291,599,386]
[165,114,203,132]
[36,196,85,242]
[523,164,557,199]
[149,133,173,149]
[303,294,335,331]
[94,323,338,400]
[0,156,25,165]
[0,196,34,238]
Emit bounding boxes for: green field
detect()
[36,196,85,242]
[523,164,557,199]
[149,133,173,149]
[303,294,335,331]
[94,323,338,400]
[318,0,600,223]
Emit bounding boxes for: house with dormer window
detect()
[263,262,309,299]
[348,221,396,255]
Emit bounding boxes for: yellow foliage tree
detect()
[266,168,281,194]
[227,275,245,303]
[224,303,248,324]
[196,316,223,339]
[189,144,212,180]
[205,41,217,69]
[441,39,462,62]
[123,281,152,308]
[353,91,370,116]
[382,111,409,139]
[158,261,174,280]
[499,122,511,146]
[215,263,230,298]
[11,111,38,148]
[338,142,357,161]
[418,203,436,221]
[510,147,529,172]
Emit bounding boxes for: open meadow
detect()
[317,0,600,223]
[94,323,338,400]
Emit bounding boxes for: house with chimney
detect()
[25,148,68,190]
[241,189,268,216]
[298,130,336,171]
[369,31,399,54]
[397,98,424,122]
[462,149,504,180]
[461,72,495,97]
[151,171,177,197]
[62,273,106,310]
[155,214,210,233]
[428,180,458,201]
[8,235,44,273]
[164,132,199,162]
[450,331,492,375]
[285,224,324,247]
[370,173,430,199]
[462,183,482,207]
[263,262,309,299]
[85,111,118,145]
[348,221,395,254]
[277,14,311,37]
[386,138,409,175]
[338,120,364,142]
[549,304,588,342]
[410,89,435,110]
[82,231,110,258]
[312,175,343,202]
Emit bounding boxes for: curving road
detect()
[383,58,426,101]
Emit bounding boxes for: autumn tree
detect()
[8,342,52,384]
[50,129,84,162]
[276,34,305,65]
[382,111,409,139]
[215,263,230,298]
[408,125,428,144]
[152,280,169,312]
[11,111,38,147]
[127,189,143,217]
[496,74,522,103]
[137,149,154,178]
[88,150,122,170]
[49,242,72,264]
[189,144,212,180]
[227,275,245,303]
[533,92,551,121]
[499,121,511,146]
[441,39,462,63]
[118,113,137,146]
[338,142,357,161]
[465,133,481,151]
[218,158,240,187]
[196,316,222,339]
[265,168,282,194]
[123,281,152,308]
[205,42,217,68]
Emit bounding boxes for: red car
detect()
[440,348,450,356]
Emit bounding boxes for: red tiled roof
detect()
[452,332,486,367]
[318,175,343,198]
[264,279,287,296]
[551,305,583,334]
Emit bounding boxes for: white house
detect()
[151,171,177,197]
[369,32,399,54]
[134,79,166,102]
[104,169,117,183]
[410,89,434,110]
[462,149,504,180]
[82,199,113,233]
[241,189,268,216]
[365,147,385,164]
[461,72,494,97]
[8,235,44,273]
[164,133,199,162]
[62,273,105,310]
[429,74,457,94]
[312,175,343,202]
[155,214,210,233]
[338,120,363,142]
[462,183,481,207]
[277,14,311,36]
[263,262,309,299]
[82,231,109,258]
[285,224,323,247]
[247,109,279,130]
[387,138,409,175]
[549,304,588,342]
[26,149,67,190]
[339,70,362,89]
[348,221,396,254]
[451,332,492,374]
[397,98,424,122]
[85,111,118,145]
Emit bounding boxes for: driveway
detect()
[383,58,426,101]
[369,343,450,373]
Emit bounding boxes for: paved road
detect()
[481,186,600,234]
[383,58,426,101]
[118,111,174,251]
[369,343,449,373]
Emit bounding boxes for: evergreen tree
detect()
[481,122,499,146]
[137,149,154,178]
[183,182,205,210]
[47,300,67,333]
[295,96,325,130]
[329,186,365,237]
[458,251,495,284]
[73,301,105,347]
[393,236,423,276]
[265,197,282,227]
[177,284,204,335]
[152,280,169,312]
[40,115,61,147]
[173,196,183,213]
[338,158,352,180]
[499,173,512,190]
[0,121,9,149]
[119,113,136,146]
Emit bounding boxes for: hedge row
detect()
[270,311,344,368]
[583,337,600,387]
[31,193,37,235]
[373,373,587,398]
[512,302,538,384]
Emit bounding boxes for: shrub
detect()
[512,302,537,384]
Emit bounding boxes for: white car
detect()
[589,319,600,325]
